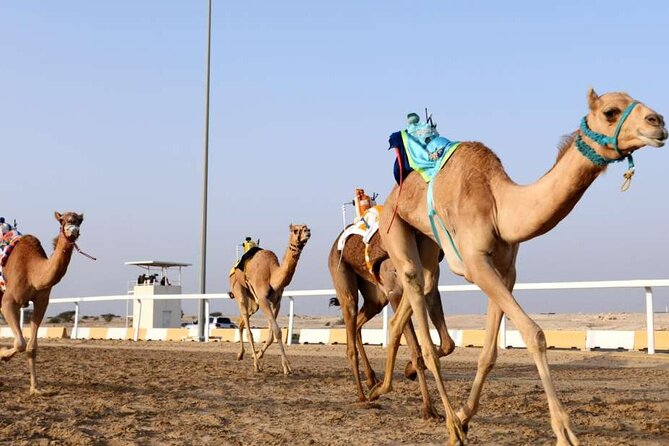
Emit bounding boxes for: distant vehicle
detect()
[184,316,237,329]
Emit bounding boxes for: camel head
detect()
[585,88,667,153]
[55,211,84,242]
[289,224,311,251]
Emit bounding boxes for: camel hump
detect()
[234,246,263,273]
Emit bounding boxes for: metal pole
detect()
[73,303,80,340]
[134,299,142,342]
[645,287,655,355]
[198,0,213,342]
[287,296,295,345]
[499,315,507,349]
[204,299,210,342]
[19,307,24,328]
[341,204,347,227]
[382,305,389,348]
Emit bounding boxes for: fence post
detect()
[19,307,24,329]
[499,315,507,349]
[73,302,80,340]
[204,299,210,342]
[287,296,295,346]
[382,305,389,348]
[645,287,655,355]
[134,299,142,342]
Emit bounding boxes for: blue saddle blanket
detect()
[389,126,459,183]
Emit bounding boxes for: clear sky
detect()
[1,1,668,319]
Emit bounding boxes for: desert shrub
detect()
[210,311,222,317]
[100,313,118,322]
[48,316,62,323]
[53,311,75,323]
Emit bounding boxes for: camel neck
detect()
[496,137,604,244]
[271,241,303,290]
[37,233,75,290]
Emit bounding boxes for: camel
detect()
[369,89,666,445]
[229,224,311,374]
[327,229,454,419]
[0,211,85,395]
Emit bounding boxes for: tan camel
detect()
[0,211,85,395]
[369,89,666,445]
[328,229,454,419]
[229,224,311,374]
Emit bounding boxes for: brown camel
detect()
[0,211,85,395]
[369,89,666,445]
[328,228,454,419]
[229,224,311,374]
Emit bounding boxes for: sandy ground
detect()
[1,339,668,446]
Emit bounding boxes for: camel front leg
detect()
[27,292,50,396]
[456,299,503,431]
[385,288,441,420]
[368,284,412,401]
[256,292,291,375]
[397,267,466,446]
[257,301,281,359]
[0,294,26,362]
[467,256,578,446]
[426,287,455,357]
[356,281,388,389]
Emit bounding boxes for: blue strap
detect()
[577,101,638,174]
[427,180,462,261]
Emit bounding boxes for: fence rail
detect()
[19,279,669,354]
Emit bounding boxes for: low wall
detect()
[1,327,667,352]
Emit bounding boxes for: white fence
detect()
[15,279,669,355]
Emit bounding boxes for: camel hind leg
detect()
[0,291,27,363]
[232,282,261,371]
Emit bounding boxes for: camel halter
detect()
[576,100,639,191]
[61,227,97,261]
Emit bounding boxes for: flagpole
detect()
[198,0,212,341]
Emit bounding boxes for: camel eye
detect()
[603,108,620,121]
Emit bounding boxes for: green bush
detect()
[54,311,75,323]
[101,313,118,322]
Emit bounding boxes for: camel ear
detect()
[78,213,84,222]
[587,87,599,110]
[54,211,63,222]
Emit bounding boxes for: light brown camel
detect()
[229,224,311,374]
[370,89,666,445]
[0,211,85,395]
[328,229,454,419]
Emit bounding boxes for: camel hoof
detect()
[404,361,418,381]
[30,388,56,397]
[368,382,387,401]
[422,406,444,421]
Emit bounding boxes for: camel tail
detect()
[328,297,340,307]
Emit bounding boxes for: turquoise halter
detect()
[576,100,639,191]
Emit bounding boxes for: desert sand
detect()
[1,335,668,446]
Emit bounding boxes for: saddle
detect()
[229,246,263,277]
[0,230,22,292]
[337,206,388,283]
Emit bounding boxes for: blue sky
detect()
[1,1,668,318]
